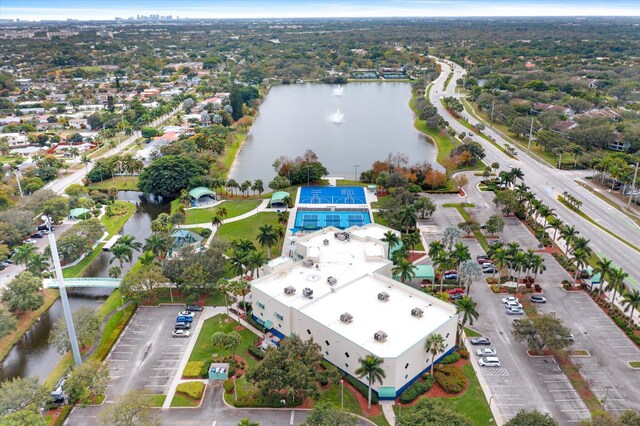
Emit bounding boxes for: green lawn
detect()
[170,394,199,407]
[188,314,260,369]
[101,202,136,235]
[443,203,490,251]
[319,381,390,426]
[185,199,262,225]
[216,212,283,257]
[220,131,248,176]
[143,394,167,407]
[463,326,482,337]
[410,92,457,167]
[86,176,140,191]
[629,361,640,368]
[396,364,493,426]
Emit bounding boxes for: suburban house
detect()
[2,133,29,147]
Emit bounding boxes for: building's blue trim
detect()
[382,346,456,399]
[269,326,286,340]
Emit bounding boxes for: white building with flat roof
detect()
[250,224,458,399]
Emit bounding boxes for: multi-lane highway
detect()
[428,59,640,290]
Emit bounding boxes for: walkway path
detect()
[380,401,396,425]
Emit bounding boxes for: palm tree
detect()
[234,279,252,315]
[571,249,589,284]
[606,268,629,311]
[110,243,133,270]
[547,217,563,243]
[117,234,142,252]
[143,234,170,259]
[428,240,445,259]
[425,333,446,375]
[432,252,451,292]
[571,146,584,169]
[560,225,579,252]
[138,251,156,266]
[455,296,479,346]
[108,266,122,278]
[594,258,614,297]
[355,354,386,409]
[398,205,417,233]
[179,189,190,207]
[225,331,243,360]
[401,232,421,252]
[211,212,224,229]
[231,239,256,255]
[490,248,508,282]
[529,255,546,282]
[229,252,248,277]
[622,290,640,327]
[12,243,37,266]
[247,250,268,278]
[277,211,289,226]
[210,280,230,321]
[571,237,591,256]
[69,147,80,164]
[256,224,278,258]
[80,155,91,173]
[451,242,471,270]
[382,230,401,259]
[27,253,50,276]
[392,258,417,284]
[237,418,259,426]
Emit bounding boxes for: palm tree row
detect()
[487,242,546,284]
[560,191,582,212]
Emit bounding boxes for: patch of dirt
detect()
[407,251,426,262]
[234,325,245,332]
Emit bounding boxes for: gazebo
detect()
[69,207,91,220]
[189,187,216,207]
[270,191,290,209]
[171,229,203,249]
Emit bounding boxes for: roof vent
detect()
[323,239,329,246]
[303,259,314,267]
[377,292,389,301]
[334,232,350,241]
[303,287,314,298]
[340,312,353,323]
[327,276,337,285]
[374,330,388,341]
[284,286,296,295]
[411,307,424,318]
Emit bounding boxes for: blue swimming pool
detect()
[294,210,371,230]
[299,186,367,204]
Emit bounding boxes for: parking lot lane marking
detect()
[290,410,295,425]
[212,422,216,426]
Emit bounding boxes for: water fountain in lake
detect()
[332,85,344,96]
[330,108,344,124]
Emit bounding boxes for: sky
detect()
[2,0,640,21]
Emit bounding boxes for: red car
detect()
[447,287,464,295]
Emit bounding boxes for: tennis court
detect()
[299,186,367,204]
[294,210,371,230]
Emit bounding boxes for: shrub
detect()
[458,349,469,359]
[434,364,466,394]
[347,375,378,404]
[399,376,435,403]
[490,284,501,293]
[52,405,72,426]
[534,284,542,292]
[200,361,211,378]
[223,379,234,393]
[183,361,206,378]
[105,200,129,217]
[176,381,205,400]
[440,352,461,365]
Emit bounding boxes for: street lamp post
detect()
[353,165,359,182]
[340,379,344,410]
[627,162,639,209]
[13,168,24,198]
[43,215,82,367]
[603,385,612,410]
[233,376,238,401]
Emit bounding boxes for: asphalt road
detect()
[428,58,640,291]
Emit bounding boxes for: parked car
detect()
[501,296,519,304]
[450,293,464,300]
[175,322,191,330]
[479,356,501,367]
[50,376,68,404]
[185,304,203,312]
[178,310,195,318]
[476,254,488,260]
[4,259,13,264]
[444,272,458,280]
[31,232,44,239]
[172,330,191,338]
[557,332,575,341]
[483,266,497,273]
[476,347,497,357]
[470,337,491,345]
[477,258,490,264]
[505,300,523,309]
[447,287,465,295]
[530,295,547,303]
[506,306,524,315]
[38,224,55,231]
[176,315,193,323]
[24,239,37,244]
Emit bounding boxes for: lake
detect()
[229,82,438,183]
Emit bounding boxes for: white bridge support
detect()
[43,278,122,289]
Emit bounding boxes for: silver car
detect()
[476,347,497,357]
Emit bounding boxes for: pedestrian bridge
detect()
[43,278,122,289]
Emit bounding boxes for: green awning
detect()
[378,387,396,398]
[264,320,273,329]
[189,186,216,200]
[69,208,90,219]
[414,264,435,280]
[270,191,289,203]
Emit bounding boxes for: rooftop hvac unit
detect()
[323,239,329,246]
[411,307,424,318]
[284,286,296,295]
[327,276,337,285]
[374,330,388,341]
[303,287,314,298]
[303,259,314,267]
[340,312,353,323]
[334,232,350,241]
[377,292,389,301]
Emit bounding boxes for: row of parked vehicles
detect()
[0,224,56,270]
[172,304,203,337]
[469,337,502,367]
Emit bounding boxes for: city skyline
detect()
[2,0,640,21]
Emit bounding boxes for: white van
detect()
[479,356,501,367]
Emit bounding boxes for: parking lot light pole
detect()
[603,385,612,410]
[233,376,237,401]
[340,379,344,410]
[43,215,82,367]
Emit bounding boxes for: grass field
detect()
[215,212,282,257]
[86,176,139,191]
[220,131,248,177]
[185,199,262,225]
[409,91,457,167]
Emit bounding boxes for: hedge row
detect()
[176,381,205,400]
[434,364,466,394]
[399,375,435,403]
[183,361,207,378]
[247,345,265,360]
[52,405,72,426]
[440,352,460,365]
[347,375,378,404]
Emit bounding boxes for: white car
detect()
[507,163,513,168]
[505,300,523,309]
[24,239,37,244]
[178,310,195,318]
[476,347,497,357]
[479,356,501,367]
[506,306,525,315]
[172,330,190,338]
[501,296,518,304]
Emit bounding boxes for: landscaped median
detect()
[171,381,206,407]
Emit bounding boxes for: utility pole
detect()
[13,168,24,198]
[628,162,639,209]
[528,117,534,153]
[44,215,82,368]
[490,100,495,129]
